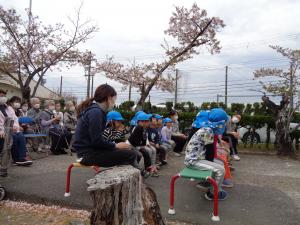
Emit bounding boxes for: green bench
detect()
[168,167,220,222]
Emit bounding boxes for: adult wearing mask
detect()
[223,114,241,161]
[54,101,64,127]
[0,90,32,177]
[63,101,77,132]
[7,96,22,117]
[73,84,137,167]
[40,100,70,155]
[19,102,29,117]
[170,110,187,156]
[28,97,42,124]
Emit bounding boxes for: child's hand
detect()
[0,131,4,138]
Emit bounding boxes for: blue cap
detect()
[107,111,124,121]
[163,118,173,124]
[154,114,163,119]
[192,110,209,128]
[208,108,228,135]
[130,111,145,126]
[208,108,228,123]
[137,112,152,121]
[192,108,228,135]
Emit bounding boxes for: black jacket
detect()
[73,103,115,158]
[128,125,147,147]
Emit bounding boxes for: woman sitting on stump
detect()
[73,84,138,168]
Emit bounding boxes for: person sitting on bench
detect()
[73,84,138,168]
[0,91,32,170]
[184,108,229,201]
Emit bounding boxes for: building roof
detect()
[0,73,60,100]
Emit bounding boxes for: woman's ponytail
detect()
[76,97,94,118]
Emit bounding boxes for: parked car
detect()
[238,122,299,144]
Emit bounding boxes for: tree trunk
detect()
[265,125,270,149]
[21,85,31,102]
[262,95,297,157]
[137,92,149,108]
[275,117,295,156]
[87,166,165,225]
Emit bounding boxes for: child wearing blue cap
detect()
[185,108,229,201]
[148,115,168,166]
[128,112,159,177]
[161,118,176,152]
[103,111,127,143]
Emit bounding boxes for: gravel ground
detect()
[0,200,194,225]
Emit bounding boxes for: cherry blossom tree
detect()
[0,4,98,101]
[97,3,225,106]
[254,46,300,157]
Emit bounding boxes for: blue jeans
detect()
[11,132,27,161]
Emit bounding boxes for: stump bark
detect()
[87,166,165,225]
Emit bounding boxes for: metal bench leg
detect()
[64,163,74,197]
[207,177,220,221]
[168,174,180,215]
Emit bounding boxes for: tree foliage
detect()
[0,4,98,100]
[96,3,225,106]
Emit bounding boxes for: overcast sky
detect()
[1,0,300,105]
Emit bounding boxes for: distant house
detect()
[0,74,60,100]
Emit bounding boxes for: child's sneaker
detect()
[196,181,210,192]
[161,160,168,165]
[150,171,159,177]
[205,190,228,201]
[148,166,159,177]
[14,159,33,166]
[232,154,240,161]
[174,152,181,157]
[222,179,234,188]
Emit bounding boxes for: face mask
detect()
[70,106,75,112]
[34,104,40,109]
[232,117,239,124]
[174,115,178,120]
[0,97,7,105]
[13,102,21,109]
[22,106,28,111]
[49,106,55,111]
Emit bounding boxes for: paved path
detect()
[1,153,300,225]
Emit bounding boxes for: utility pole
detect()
[129,82,132,101]
[59,76,63,96]
[217,94,220,107]
[28,0,32,49]
[91,74,94,97]
[86,51,92,99]
[225,66,228,108]
[175,69,178,105]
[290,63,294,108]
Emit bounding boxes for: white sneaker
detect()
[232,155,240,161]
[174,153,181,157]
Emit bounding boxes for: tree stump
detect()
[87,166,165,225]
